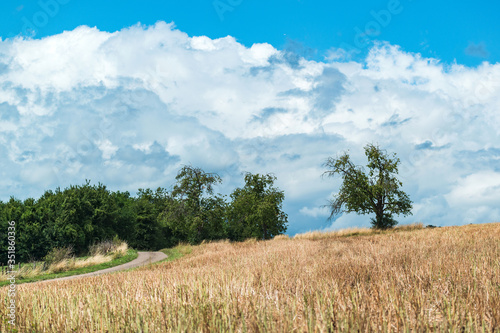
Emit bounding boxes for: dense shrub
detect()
[43,246,74,265]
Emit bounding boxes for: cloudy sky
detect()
[0,0,499,234]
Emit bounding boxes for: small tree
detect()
[166,165,226,244]
[227,173,288,241]
[323,144,412,229]
[172,165,222,216]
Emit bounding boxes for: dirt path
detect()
[36,251,168,284]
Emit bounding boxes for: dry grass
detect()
[113,242,129,258]
[294,223,425,241]
[272,234,290,240]
[0,264,46,281]
[0,242,128,280]
[394,222,425,231]
[48,254,111,274]
[293,227,374,240]
[2,224,500,332]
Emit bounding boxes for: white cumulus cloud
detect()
[0,23,499,234]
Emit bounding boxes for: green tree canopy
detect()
[164,165,226,244]
[172,165,222,214]
[133,187,173,250]
[227,173,288,240]
[323,144,413,229]
[0,166,290,261]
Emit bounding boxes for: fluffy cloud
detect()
[0,22,499,233]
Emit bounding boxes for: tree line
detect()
[1,143,415,263]
[0,166,288,263]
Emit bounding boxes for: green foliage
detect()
[226,173,288,241]
[161,166,227,244]
[0,182,140,262]
[323,144,413,229]
[0,166,289,262]
[43,246,74,265]
[172,165,222,211]
[132,187,173,250]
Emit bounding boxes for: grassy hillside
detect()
[2,223,500,332]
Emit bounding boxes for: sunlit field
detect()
[2,223,500,332]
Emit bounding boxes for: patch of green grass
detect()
[118,244,193,274]
[0,249,138,286]
[160,243,193,263]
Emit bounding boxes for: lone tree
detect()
[323,144,412,229]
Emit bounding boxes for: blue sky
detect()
[0,0,499,234]
[1,0,499,66]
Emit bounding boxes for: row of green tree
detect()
[0,166,288,263]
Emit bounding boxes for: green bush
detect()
[43,246,74,265]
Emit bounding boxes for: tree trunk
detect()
[375,211,384,229]
[374,198,384,229]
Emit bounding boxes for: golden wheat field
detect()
[2,223,500,332]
